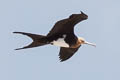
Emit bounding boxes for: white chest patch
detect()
[51,35,69,47]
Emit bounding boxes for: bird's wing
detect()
[59,45,81,62]
[47,12,88,37]
[47,18,74,36]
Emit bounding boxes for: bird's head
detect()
[78,37,96,47]
[69,11,88,24]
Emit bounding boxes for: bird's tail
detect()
[13,32,48,50]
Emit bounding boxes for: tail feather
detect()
[13,32,47,50]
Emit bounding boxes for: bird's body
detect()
[14,11,96,62]
[51,34,70,48]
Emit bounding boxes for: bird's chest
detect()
[50,34,77,48]
[51,38,69,47]
[50,34,69,47]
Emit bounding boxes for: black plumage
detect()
[14,11,88,62]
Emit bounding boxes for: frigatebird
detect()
[13,11,96,62]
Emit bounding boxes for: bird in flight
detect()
[13,11,96,62]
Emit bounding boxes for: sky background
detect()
[0,0,120,80]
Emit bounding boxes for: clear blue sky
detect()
[0,0,120,80]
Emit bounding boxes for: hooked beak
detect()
[84,41,96,47]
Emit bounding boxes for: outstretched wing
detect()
[47,18,74,36]
[47,12,88,37]
[59,45,81,62]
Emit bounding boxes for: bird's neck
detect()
[70,38,81,48]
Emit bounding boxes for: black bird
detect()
[13,11,96,62]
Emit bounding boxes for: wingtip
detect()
[59,56,67,62]
[13,32,16,34]
[13,32,21,34]
[14,47,24,50]
[59,58,65,62]
[60,60,64,62]
[60,61,63,62]
[14,48,20,50]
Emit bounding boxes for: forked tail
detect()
[13,32,48,50]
